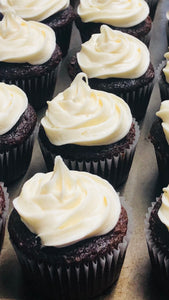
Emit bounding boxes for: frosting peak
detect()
[41,72,132,146]
[13,156,121,247]
[77,25,150,79]
[0,13,56,65]
[78,0,149,27]
[0,83,28,135]
[0,0,69,21]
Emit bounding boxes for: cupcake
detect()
[39,72,140,188]
[0,82,37,184]
[0,0,75,57]
[68,25,155,121]
[145,185,169,294]
[0,12,62,111]
[158,52,169,101]
[150,100,169,189]
[145,0,158,20]
[8,156,130,300]
[0,183,9,254]
[75,0,152,46]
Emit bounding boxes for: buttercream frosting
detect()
[0,13,56,65]
[13,156,121,247]
[41,73,132,146]
[158,185,169,230]
[0,0,69,21]
[77,25,150,79]
[156,100,169,145]
[78,0,149,27]
[163,51,169,83]
[0,82,28,135]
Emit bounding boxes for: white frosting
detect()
[13,156,121,247]
[163,51,169,84]
[166,11,169,21]
[158,185,169,230]
[0,0,69,21]
[0,13,56,65]
[156,100,169,145]
[41,73,132,146]
[0,83,28,135]
[78,0,149,27]
[77,25,150,79]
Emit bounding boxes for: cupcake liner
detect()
[110,81,154,121]
[10,197,131,300]
[39,120,139,189]
[53,22,74,57]
[146,0,158,20]
[0,126,37,185]
[145,200,169,293]
[157,60,169,102]
[2,67,58,111]
[0,183,9,253]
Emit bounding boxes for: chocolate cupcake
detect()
[0,82,37,184]
[0,0,75,57]
[145,185,169,294]
[158,57,169,102]
[75,0,152,46]
[8,156,130,300]
[39,72,139,188]
[150,100,169,189]
[145,0,159,20]
[0,183,9,254]
[68,25,155,121]
[0,13,62,111]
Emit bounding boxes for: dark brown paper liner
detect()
[146,0,159,20]
[157,60,169,102]
[145,200,169,293]
[0,127,37,185]
[53,22,74,57]
[0,183,9,254]
[39,120,139,189]
[2,68,58,111]
[9,198,131,300]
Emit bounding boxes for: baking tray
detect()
[1,0,169,299]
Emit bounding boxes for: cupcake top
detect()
[0,0,69,21]
[158,185,169,230]
[0,82,28,135]
[156,100,169,145]
[0,12,56,65]
[41,72,132,146]
[78,0,149,28]
[163,50,169,83]
[77,25,150,79]
[13,156,121,247]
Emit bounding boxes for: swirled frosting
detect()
[78,0,149,27]
[77,25,150,79]
[0,13,56,65]
[0,83,28,135]
[156,100,169,145]
[163,51,169,83]
[41,73,132,146]
[0,0,69,21]
[158,185,169,230]
[13,156,121,247]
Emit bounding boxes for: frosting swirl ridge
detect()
[13,156,121,247]
[156,100,169,145]
[158,185,169,230]
[0,83,28,135]
[0,0,69,21]
[41,73,132,146]
[78,0,149,27]
[77,25,150,79]
[0,13,56,65]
